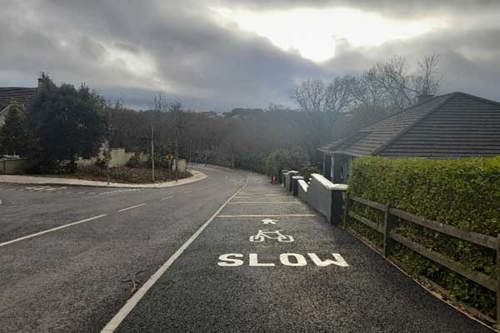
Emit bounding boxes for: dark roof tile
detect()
[324,92,500,157]
[0,87,37,111]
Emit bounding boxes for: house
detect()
[319,92,500,183]
[0,86,38,126]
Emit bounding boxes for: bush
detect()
[347,156,500,316]
[74,165,189,183]
[264,148,310,177]
[126,153,144,168]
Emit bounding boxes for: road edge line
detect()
[100,179,248,333]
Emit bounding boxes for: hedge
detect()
[347,156,500,317]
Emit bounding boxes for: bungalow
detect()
[0,86,37,126]
[319,92,500,183]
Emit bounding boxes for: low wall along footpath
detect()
[282,155,500,329]
[0,158,32,175]
[281,170,347,225]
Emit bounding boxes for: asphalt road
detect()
[0,165,245,332]
[0,167,491,332]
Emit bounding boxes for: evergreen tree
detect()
[0,101,28,156]
[26,74,108,172]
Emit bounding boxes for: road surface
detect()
[0,166,490,332]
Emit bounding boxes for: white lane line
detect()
[118,203,146,212]
[101,180,247,333]
[235,195,286,199]
[0,214,108,248]
[160,195,174,201]
[228,201,300,204]
[237,193,283,196]
[216,214,317,218]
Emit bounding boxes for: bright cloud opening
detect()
[212,7,446,62]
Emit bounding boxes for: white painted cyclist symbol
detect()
[249,230,294,243]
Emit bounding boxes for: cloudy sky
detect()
[1,0,500,111]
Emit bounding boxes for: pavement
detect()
[0,169,207,188]
[0,166,491,332]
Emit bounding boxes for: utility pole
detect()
[151,125,155,182]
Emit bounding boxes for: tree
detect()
[292,76,354,115]
[351,55,441,111]
[414,54,440,97]
[292,79,325,113]
[0,101,28,156]
[26,74,108,171]
[264,148,310,177]
[323,76,355,115]
[291,76,356,157]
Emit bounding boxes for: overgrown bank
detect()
[347,156,500,319]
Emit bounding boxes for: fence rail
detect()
[345,194,500,324]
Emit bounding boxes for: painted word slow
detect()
[249,230,294,243]
[217,253,349,267]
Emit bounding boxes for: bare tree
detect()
[414,54,440,97]
[292,79,325,112]
[350,54,441,112]
[351,69,388,109]
[292,76,354,115]
[324,76,356,114]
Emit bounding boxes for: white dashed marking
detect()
[118,203,146,212]
[0,214,108,248]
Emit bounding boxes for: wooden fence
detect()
[344,193,500,325]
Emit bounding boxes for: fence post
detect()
[496,234,500,328]
[291,176,304,196]
[330,188,345,225]
[383,203,397,258]
[343,192,350,227]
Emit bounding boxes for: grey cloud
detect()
[217,0,500,18]
[0,0,499,111]
[324,27,500,101]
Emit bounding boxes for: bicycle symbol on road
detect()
[249,230,294,243]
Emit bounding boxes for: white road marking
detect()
[249,253,275,267]
[240,192,286,196]
[217,214,316,218]
[99,189,141,195]
[249,230,294,243]
[25,186,67,192]
[237,193,283,197]
[118,203,146,212]
[0,214,108,248]
[100,181,247,333]
[262,218,277,225]
[217,253,349,267]
[160,195,174,201]
[229,201,300,204]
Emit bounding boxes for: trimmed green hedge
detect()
[347,156,500,317]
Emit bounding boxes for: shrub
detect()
[126,153,143,168]
[347,156,500,316]
[264,148,310,177]
[75,165,190,183]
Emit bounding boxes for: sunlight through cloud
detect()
[212,7,445,62]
